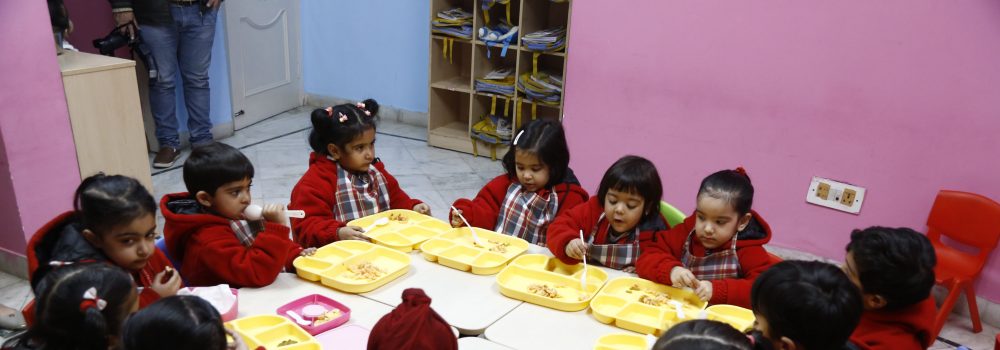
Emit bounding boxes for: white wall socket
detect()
[806,176,866,214]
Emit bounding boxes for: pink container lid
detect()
[276,294,352,336]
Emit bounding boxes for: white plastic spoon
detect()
[451,206,484,246]
[244,204,305,220]
[285,310,310,327]
[578,229,588,292]
[363,217,390,233]
[669,300,686,319]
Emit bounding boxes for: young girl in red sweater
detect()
[290,99,427,247]
[636,168,775,308]
[450,119,588,246]
[547,155,668,272]
[27,174,180,309]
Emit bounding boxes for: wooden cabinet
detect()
[429,0,571,156]
[58,51,153,190]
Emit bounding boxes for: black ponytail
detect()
[308,98,381,155]
[74,173,156,235]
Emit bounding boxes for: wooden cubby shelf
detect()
[429,0,571,157]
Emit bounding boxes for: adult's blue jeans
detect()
[140,5,217,149]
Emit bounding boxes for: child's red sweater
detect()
[850,296,937,350]
[26,212,176,312]
[289,153,423,248]
[635,210,775,308]
[161,193,303,288]
[547,196,668,266]
[450,172,589,233]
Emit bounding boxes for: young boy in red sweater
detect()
[162,143,314,288]
[843,227,937,350]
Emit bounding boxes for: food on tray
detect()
[473,239,511,253]
[277,339,298,347]
[347,261,385,280]
[312,309,343,326]
[528,283,561,298]
[387,213,409,222]
[626,284,674,306]
[488,239,510,253]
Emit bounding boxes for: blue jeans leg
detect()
[175,6,217,146]
[139,23,180,149]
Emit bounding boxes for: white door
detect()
[224,0,302,130]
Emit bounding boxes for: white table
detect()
[459,336,514,350]
[485,301,641,350]
[238,273,393,329]
[359,252,524,334]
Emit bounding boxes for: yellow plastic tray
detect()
[419,227,529,275]
[590,277,707,336]
[593,333,651,350]
[346,210,452,252]
[496,254,609,311]
[705,304,755,332]
[225,314,320,350]
[293,240,411,293]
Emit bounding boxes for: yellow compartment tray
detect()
[496,254,609,311]
[346,209,452,252]
[705,304,755,332]
[590,277,707,336]
[419,227,529,275]
[293,240,411,293]
[225,314,320,350]
[593,333,651,350]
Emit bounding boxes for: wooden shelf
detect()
[432,34,472,43]
[428,0,570,155]
[431,76,473,93]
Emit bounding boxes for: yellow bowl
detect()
[225,315,321,349]
[593,333,649,350]
[295,240,411,293]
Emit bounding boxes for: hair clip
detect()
[356,102,371,116]
[80,287,107,312]
[49,260,74,266]
[325,107,333,116]
[337,112,349,123]
[513,130,525,146]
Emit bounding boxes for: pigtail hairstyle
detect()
[6,263,135,350]
[74,173,157,234]
[501,118,570,189]
[122,295,227,350]
[697,167,754,215]
[308,98,381,155]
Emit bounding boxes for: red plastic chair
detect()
[927,190,1000,337]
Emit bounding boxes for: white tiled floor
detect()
[2,108,997,348]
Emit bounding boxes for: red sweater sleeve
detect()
[376,162,423,210]
[548,197,601,264]
[136,250,178,308]
[636,215,695,285]
[708,245,773,308]
[184,223,301,288]
[555,183,588,216]
[289,167,345,248]
[451,175,511,229]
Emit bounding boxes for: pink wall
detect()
[563,1,1000,301]
[0,1,82,256]
[62,0,130,58]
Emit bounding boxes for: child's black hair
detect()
[597,155,663,221]
[4,263,135,350]
[74,173,156,235]
[308,99,380,155]
[122,295,227,350]
[845,226,936,310]
[501,119,570,189]
[183,142,255,196]
[697,168,754,215]
[751,260,862,350]
[653,319,752,350]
